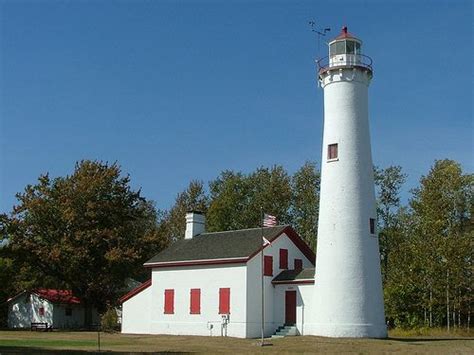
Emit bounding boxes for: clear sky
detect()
[1,0,472,213]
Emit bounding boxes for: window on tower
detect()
[328,143,338,160]
[369,218,376,235]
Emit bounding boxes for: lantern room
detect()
[329,26,362,67]
[317,26,372,76]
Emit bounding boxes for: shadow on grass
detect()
[0,346,190,355]
[389,337,473,343]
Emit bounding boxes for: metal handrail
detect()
[316,54,373,73]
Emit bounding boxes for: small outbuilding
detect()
[7,289,99,329]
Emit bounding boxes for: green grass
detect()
[0,338,96,348]
[0,330,472,353]
[389,327,471,337]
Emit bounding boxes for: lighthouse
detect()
[310,27,387,338]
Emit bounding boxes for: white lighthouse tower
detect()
[310,27,387,338]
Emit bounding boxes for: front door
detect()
[285,290,297,325]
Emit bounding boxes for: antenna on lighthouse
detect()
[308,20,330,58]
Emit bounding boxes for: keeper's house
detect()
[120,212,316,338]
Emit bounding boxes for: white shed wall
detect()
[8,293,97,329]
[8,293,53,328]
[52,304,95,329]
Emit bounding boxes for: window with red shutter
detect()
[264,255,273,276]
[219,288,230,314]
[279,249,288,269]
[164,289,174,314]
[190,289,201,314]
[38,307,44,316]
[294,258,303,270]
[328,143,338,160]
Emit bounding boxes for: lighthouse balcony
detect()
[317,54,373,75]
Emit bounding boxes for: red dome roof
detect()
[334,26,357,40]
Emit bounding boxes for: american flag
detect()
[263,213,277,227]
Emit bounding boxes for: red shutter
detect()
[219,288,230,314]
[164,289,174,314]
[190,289,201,314]
[38,307,45,316]
[264,255,273,276]
[294,258,303,270]
[279,249,288,269]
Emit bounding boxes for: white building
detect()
[120,212,316,338]
[310,26,387,338]
[7,289,99,329]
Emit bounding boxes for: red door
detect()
[285,290,297,325]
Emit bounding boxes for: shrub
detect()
[100,307,119,332]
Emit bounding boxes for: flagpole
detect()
[260,207,265,346]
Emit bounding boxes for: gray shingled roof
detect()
[145,225,288,265]
[272,268,315,282]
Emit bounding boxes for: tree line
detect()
[0,159,472,329]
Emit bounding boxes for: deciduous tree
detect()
[8,161,165,322]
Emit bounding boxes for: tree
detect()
[0,214,15,327]
[206,166,292,232]
[7,160,165,323]
[290,161,320,250]
[409,159,472,328]
[159,180,209,242]
[374,165,407,280]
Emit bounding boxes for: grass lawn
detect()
[0,330,472,354]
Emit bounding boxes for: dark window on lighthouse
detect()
[369,218,376,235]
[328,143,338,160]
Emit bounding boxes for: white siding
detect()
[8,293,53,328]
[149,263,248,338]
[121,230,315,338]
[122,286,152,334]
[273,284,313,335]
[52,304,94,329]
[8,292,98,329]
[246,232,314,338]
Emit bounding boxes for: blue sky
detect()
[1,0,472,213]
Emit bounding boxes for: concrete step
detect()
[272,325,298,337]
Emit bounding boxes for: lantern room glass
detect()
[330,40,361,56]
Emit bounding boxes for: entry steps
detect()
[271,325,299,338]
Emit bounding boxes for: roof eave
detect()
[144,257,249,269]
[271,279,315,285]
[119,279,152,303]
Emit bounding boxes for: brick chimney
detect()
[185,211,205,239]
